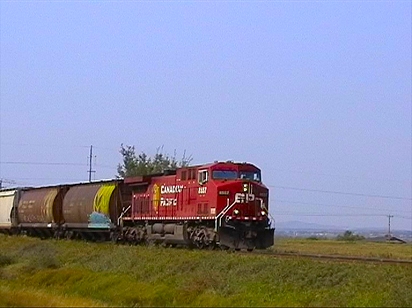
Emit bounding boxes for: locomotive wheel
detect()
[145,238,157,246]
[65,231,74,240]
[128,229,138,244]
[162,243,177,248]
[53,230,61,240]
[194,229,207,249]
[110,231,119,243]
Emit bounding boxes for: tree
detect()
[117,144,192,177]
[336,230,365,241]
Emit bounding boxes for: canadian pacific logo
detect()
[152,184,185,208]
[153,184,161,213]
[160,185,184,194]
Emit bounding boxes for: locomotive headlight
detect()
[243,183,248,192]
[233,209,240,215]
[261,210,266,216]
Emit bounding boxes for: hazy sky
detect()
[0,1,411,230]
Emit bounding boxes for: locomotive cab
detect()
[208,162,274,250]
[209,162,268,219]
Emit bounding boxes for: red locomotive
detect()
[121,161,274,250]
[0,161,274,250]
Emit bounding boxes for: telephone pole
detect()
[387,214,394,238]
[87,145,96,182]
[0,179,16,189]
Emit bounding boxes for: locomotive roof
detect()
[124,161,261,185]
[183,161,260,170]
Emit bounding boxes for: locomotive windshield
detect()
[212,170,261,182]
[240,171,261,182]
[212,170,238,180]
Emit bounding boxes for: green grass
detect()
[273,237,412,260]
[0,234,411,307]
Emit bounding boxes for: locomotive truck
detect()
[0,161,274,250]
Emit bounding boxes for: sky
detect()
[0,1,411,231]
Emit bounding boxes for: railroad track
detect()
[244,250,412,265]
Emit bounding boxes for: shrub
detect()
[337,231,365,241]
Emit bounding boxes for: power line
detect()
[268,184,412,201]
[5,177,86,181]
[274,212,412,219]
[397,215,412,220]
[265,166,411,184]
[0,142,119,152]
[95,163,118,170]
[0,142,91,149]
[0,161,87,166]
[1,160,410,201]
[275,212,385,217]
[273,199,411,215]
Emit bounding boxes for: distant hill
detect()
[353,227,412,233]
[275,221,412,237]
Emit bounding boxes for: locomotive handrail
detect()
[117,205,131,226]
[257,198,275,228]
[215,198,275,231]
[215,198,238,231]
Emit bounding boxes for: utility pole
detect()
[87,145,96,182]
[387,214,394,238]
[0,179,16,189]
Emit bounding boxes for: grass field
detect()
[0,234,411,307]
[272,237,412,260]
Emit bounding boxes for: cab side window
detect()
[188,169,196,180]
[180,170,187,181]
[198,170,208,185]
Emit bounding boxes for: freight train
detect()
[0,161,274,250]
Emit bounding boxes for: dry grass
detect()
[0,284,106,307]
[273,237,412,260]
[0,234,411,307]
